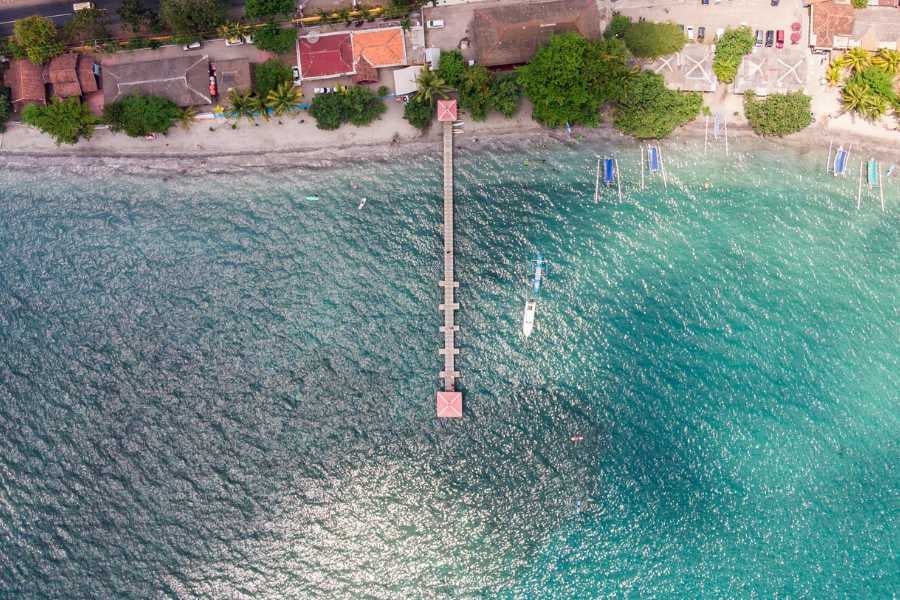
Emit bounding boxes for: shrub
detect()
[160,0,224,38]
[22,97,97,144]
[744,91,812,136]
[308,86,386,129]
[308,92,345,129]
[623,21,685,58]
[613,70,701,139]
[404,96,434,129]
[245,0,295,19]
[253,58,292,98]
[713,26,754,83]
[604,14,631,40]
[458,64,493,121]
[253,22,296,54]
[851,0,867,7]
[104,94,180,137]
[490,72,522,118]
[436,50,467,88]
[377,85,390,97]
[13,16,64,64]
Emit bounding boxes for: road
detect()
[0,0,245,37]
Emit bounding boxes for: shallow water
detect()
[0,138,897,598]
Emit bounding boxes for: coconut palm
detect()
[177,105,198,130]
[841,81,868,113]
[228,88,261,122]
[871,48,900,75]
[416,65,451,104]
[218,21,249,43]
[825,63,842,87]
[266,81,301,117]
[843,47,871,73]
[860,92,888,121]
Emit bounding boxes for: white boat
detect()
[522,299,537,337]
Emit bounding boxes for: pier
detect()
[435,100,463,419]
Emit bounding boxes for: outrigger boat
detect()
[531,253,545,295]
[522,254,546,338]
[522,299,537,337]
[833,145,850,177]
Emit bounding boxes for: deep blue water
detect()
[0,138,897,598]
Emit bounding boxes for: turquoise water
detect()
[0,138,897,597]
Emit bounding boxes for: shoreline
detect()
[2,106,899,175]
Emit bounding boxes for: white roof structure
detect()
[734,48,807,95]
[393,65,423,96]
[650,45,717,93]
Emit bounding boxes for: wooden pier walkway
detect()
[438,119,460,393]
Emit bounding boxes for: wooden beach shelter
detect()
[436,391,463,418]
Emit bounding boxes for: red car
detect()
[776,29,785,49]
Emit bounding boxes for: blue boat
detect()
[603,158,615,186]
[833,146,849,177]
[531,254,546,296]
[648,145,661,173]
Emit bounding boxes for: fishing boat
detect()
[867,158,879,188]
[531,254,545,296]
[305,195,320,201]
[522,299,537,337]
[832,146,849,177]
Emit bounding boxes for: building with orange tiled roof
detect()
[296,26,408,82]
[351,27,407,69]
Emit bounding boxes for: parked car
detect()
[426,19,444,29]
[702,0,709,5]
[72,1,94,10]
[686,26,695,40]
[224,37,243,47]
[313,87,336,94]
[715,27,725,41]
[771,0,779,5]
[755,30,764,47]
[776,29,785,48]
[208,75,217,98]
[698,26,706,41]
[765,30,775,47]
[182,41,201,50]
[292,66,301,85]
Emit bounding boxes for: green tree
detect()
[458,64,493,121]
[841,80,868,113]
[342,86,386,126]
[871,48,900,75]
[218,20,249,43]
[245,0,295,19]
[623,21,685,58]
[843,47,871,73]
[490,72,522,118]
[103,94,180,137]
[416,64,451,104]
[308,91,346,129]
[850,66,896,103]
[252,58,292,98]
[604,14,631,40]
[266,80,301,116]
[404,96,434,130]
[436,50,467,88]
[613,70,701,139]
[22,97,97,144]
[0,91,10,133]
[744,91,812,136]
[253,22,297,54]
[712,26,754,83]
[118,0,155,33]
[518,33,631,128]
[851,0,867,8]
[13,16,64,64]
[160,0,224,38]
[826,63,842,87]
[177,105,198,129]
[227,88,262,121]
[64,8,109,44]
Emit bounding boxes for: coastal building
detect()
[212,58,252,97]
[471,0,602,67]
[102,55,213,107]
[809,0,900,51]
[650,45,717,93]
[733,48,808,95]
[392,65,423,96]
[296,27,407,81]
[3,59,45,111]
[44,53,98,99]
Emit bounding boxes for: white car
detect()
[224,38,244,47]
[72,1,94,10]
[182,41,201,51]
[292,66,301,85]
[427,19,445,29]
[313,87,336,94]
[686,26,695,40]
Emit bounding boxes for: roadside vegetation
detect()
[22,97,97,145]
[12,16,64,64]
[712,26,754,84]
[253,23,297,54]
[828,48,900,121]
[160,0,224,41]
[743,91,812,136]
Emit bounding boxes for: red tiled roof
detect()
[298,32,354,79]
[352,57,378,84]
[811,0,855,48]
[3,59,46,110]
[78,57,98,93]
[437,99,457,122]
[436,391,462,418]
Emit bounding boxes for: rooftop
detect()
[352,27,407,68]
[734,48,808,95]
[472,0,602,67]
[810,0,855,48]
[297,32,354,80]
[650,44,717,93]
[852,7,900,49]
[3,59,45,110]
[214,58,252,95]
[102,55,212,107]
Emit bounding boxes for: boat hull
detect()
[522,300,536,337]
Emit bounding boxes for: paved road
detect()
[0,0,244,37]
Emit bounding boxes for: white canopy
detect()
[392,65,423,96]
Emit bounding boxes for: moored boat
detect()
[522,299,536,337]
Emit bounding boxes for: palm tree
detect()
[843,47,871,73]
[218,21,249,43]
[228,88,260,122]
[825,63,842,87]
[416,65,451,104]
[871,48,900,75]
[177,106,198,130]
[841,81,868,113]
[266,81,301,117]
[860,92,888,121]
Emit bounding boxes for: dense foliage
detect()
[832,49,900,121]
[104,94,180,137]
[712,26,754,83]
[253,23,296,54]
[613,70,701,139]
[490,72,522,118]
[0,91,9,133]
[160,0,224,38]
[458,65,493,121]
[851,0,867,8]
[436,50,467,88]
[266,81,301,116]
[403,96,434,130]
[604,14,631,40]
[118,0,158,33]
[253,59,293,98]
[623,21,685,58]
[13,16,64,64]
[245,0,296,20]
[64,8,109,44]
[22,97,97,144]
[517,33,631,127]
[309,87,386,130]
[744,91,812,136]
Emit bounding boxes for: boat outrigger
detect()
[857,157,885,212]
[826,141,852,177]
[640,144,667,190]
